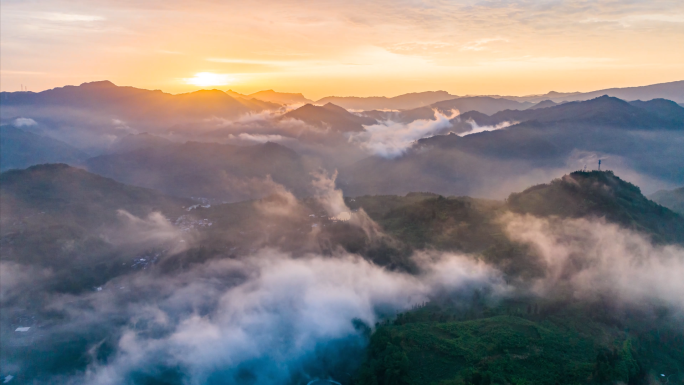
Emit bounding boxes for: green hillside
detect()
[507,171,684,244]
[356,300,682,385]
[0,164,189,292]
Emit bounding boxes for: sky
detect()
[1,0,683,99]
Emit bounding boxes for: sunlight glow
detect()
[184,72,234,87]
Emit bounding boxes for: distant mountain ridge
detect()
[315,91,456,111]
[458,96,684,130]
[501,80,684,104]
[1,81,281,121]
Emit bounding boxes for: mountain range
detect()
[2,80,683,202]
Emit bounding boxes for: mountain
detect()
[0,81,283,152]
[0,125,88,171]
[340,97,684,198]
[282,103,377,132]
[346,171,684,277]
[247,89,312,105]
[315,91,456,111]
[0,81,267,119]
[649,187,684,215]
[0,163,187,228]
[629,98,684,121]
[391,96,533,123]
[526,99,558,109]
[459,95,684,130]
[506,80,684,103]
[507,171,684,244]
[0,164,189,288]
[85,141,314,201]
[354,171,684,385]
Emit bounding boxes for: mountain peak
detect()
[507,170,684,243]
[79,80,117,88]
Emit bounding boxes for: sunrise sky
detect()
[1,0,683,99]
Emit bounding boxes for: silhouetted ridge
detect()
[79,80,117,88]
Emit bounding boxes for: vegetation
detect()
[355,298,683,385]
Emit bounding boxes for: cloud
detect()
[460,37,508,51]
[581,14,684,27]
[253,176,303,217]
[103,210,191,253]
[235,133,287,143]
[350,109,459,158]
[311,169,348,217]
[37,13,105,22]
[60,249,505,385]
[460,119,516,136]
[0,262,53,305]
[502,213,684,312]
[12,117,38,127]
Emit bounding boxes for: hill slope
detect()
[0,164,189,289]
[85,141,314,201]
[0,126,88,171]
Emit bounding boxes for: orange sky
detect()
[1,0,683,100]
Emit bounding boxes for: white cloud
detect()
[69,249,505,384]
[350,109,459,158]
[502,213,684,312]
[460,119,516,136]
[12,117,38,127]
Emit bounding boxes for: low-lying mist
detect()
[348,109,459,158]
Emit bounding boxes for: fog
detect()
[503,213,684,313]
[460,119,516,136]
[56,250,503,385]
[349,109,459,158]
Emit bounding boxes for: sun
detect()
[184,72,234,87]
